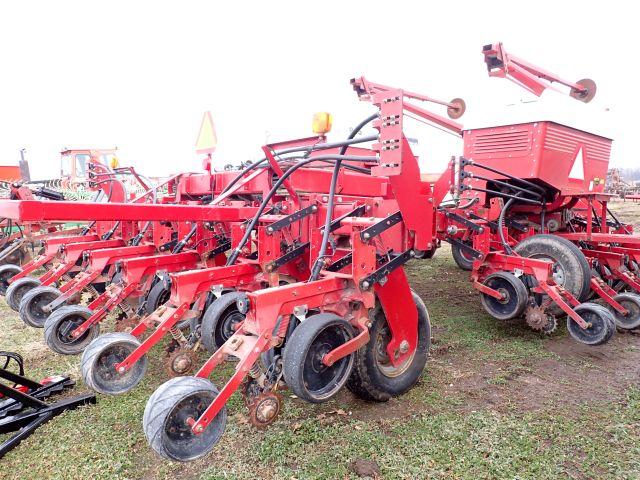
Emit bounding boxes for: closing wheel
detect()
[515,234,591,314]
[567,303,616,346]
[166,349,198,377]
[283,313,355,403]
[200,292,245,352]
[44,305,100,355]
[347,291,431,402]
[5,277,41,311]
[0,264,22,295]
[480,272,528,320]
[19,286,62,328]
[451,241,474,271]
[609,293,640,330]
[143,376,227,462]
[81,332,147,394]
[145,280,171,315]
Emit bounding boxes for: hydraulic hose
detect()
[172,224,198,254]
[498,192,523,255]
[102,221,121,240]
[309,113,379,281]
[226,154,376,266]
[218,134,378,198]
[131,221,152,246]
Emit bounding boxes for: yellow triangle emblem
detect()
[195,111,217,154]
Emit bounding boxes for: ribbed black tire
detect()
[43,305,99,355]
[81,332,146,394]
[514,234,591,313]
[19,286,62,328]
[0,264,22,295]
[567,302,616,346]
[143,376,227,461]
[6,277,41,311]
[200,292,244,352]
[451,241,474,271]
[145,281,171,315]
[347,291,431,402]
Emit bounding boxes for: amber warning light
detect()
[312,112,332,135]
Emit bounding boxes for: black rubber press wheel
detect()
[19,286,62,328]
[609,293,640,330]
[200,292,245,352]
[145,281,171,315]
[451,241,475,271]
[6,277,41,312]
[44,305,99,355]
[480,271,529,321]
[143,376,227,462]
[283,313,354,403]
[567,302,615,346]
[0,264,22,295]
[81,332,147,394]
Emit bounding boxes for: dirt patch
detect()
[446,331,640,413]
[320,327,640,426]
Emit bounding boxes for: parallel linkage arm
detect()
[482,42,597,102]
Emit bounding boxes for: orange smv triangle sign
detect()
[195,111,217,155]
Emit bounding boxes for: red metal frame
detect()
[482,42,594,100]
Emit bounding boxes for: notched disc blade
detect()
[570,78,597,103]
[447,98,466,119]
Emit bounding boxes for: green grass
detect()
[1,248,639,479]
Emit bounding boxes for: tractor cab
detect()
[60,149,118,185]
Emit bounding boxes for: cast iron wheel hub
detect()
[497,287,510,304]
[374,320,415,378]
[309,342,332,374]
[532,254,565,285]
[301,326,351,396]
[57,316,89,344]
[96,344,130,381]
[30,293,58,322]
[166,396,209,440]
[220,311,244,340]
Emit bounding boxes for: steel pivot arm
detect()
[350,77,465,135]
[482,42,597,102]
[350,76,467,251]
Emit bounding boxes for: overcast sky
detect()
[0,1,636,180]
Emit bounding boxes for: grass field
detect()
[2,202,640,479]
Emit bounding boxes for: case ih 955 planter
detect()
[0,43,634,462]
